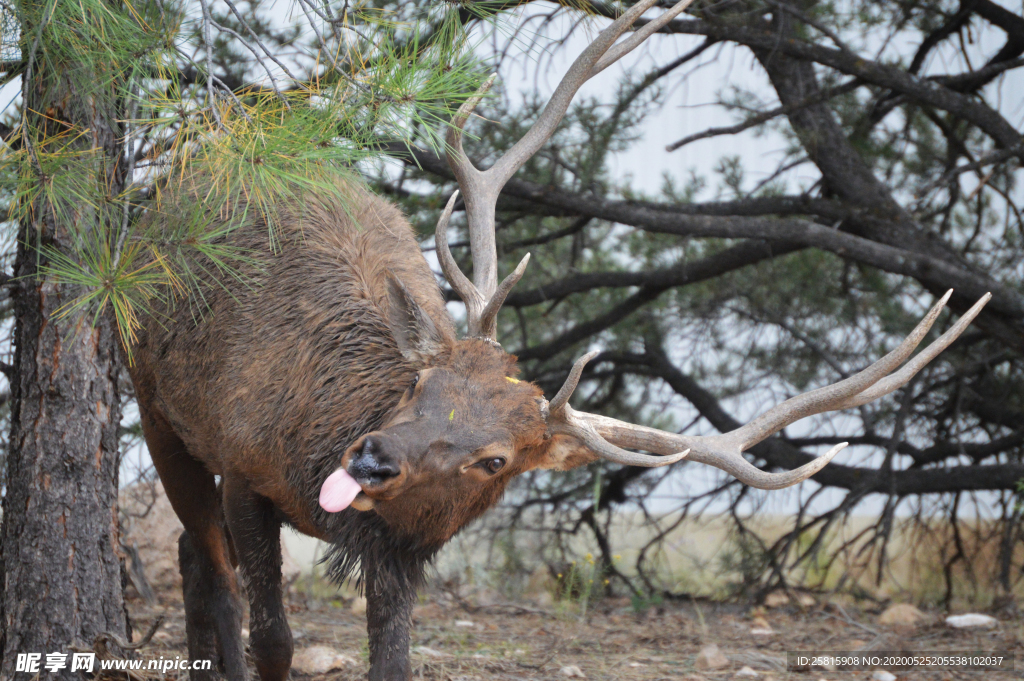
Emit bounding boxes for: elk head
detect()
[319,0,990,546]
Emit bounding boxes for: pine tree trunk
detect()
[0,11,128,674]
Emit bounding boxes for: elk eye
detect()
[406,373,419,396]
[483,457,506,474]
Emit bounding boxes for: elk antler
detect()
[436,2,989,486]
[544,291,991,487]
[438,0,697,340]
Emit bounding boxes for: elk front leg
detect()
[178,529,246,681]
[141,404,247,681]
[222,476,293,681]
[364,557,417,681]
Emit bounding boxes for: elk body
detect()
[128,2,990,680]
[129,181,541,681]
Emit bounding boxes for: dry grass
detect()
[422,512,1024,610]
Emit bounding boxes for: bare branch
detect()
[919,143,1024,195]
[666,78,861,152]
[637,13,1023,149]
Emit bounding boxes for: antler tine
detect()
[547,292,989,488]
[489,0,680,189]
[683,440,848,490]
[591,0,697,77]
[476,253,531,339]
[722,289,962,452]
[548,350,599,413]
[435,190,485,319]
[568,411,845,487]
[553,405,690,468]
[443,74,503,313]
[434,189,530,339]
[837,292,990,408]
[544,350,690,468]
[445,74,497,190]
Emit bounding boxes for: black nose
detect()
[348,436,401,484]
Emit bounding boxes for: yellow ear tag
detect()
[506,377,520,384]
[449,409,455,421]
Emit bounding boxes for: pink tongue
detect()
[319,468,362,512]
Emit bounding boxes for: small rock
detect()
[878,603,925,627]
[797,593,816,607]
[750,615,774,635]
[454,619,475,627]
[871,671,896,681]
[764,592,789,608]
[628,662,647,667]
[695,644,729,670]
[945,613,997,629]
[349,596,367,616]
[735,667,759,677]
[413,646,451,659]
[560,665,586,678]
[291,646,357,675]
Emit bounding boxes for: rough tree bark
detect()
[0,8,128,676]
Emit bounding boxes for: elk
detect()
[127,1,990,679]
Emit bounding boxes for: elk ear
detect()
[386,275,445,361]
[528,434,598,471]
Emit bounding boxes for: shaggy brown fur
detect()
[128,175,577,681]
[132,179,451,530]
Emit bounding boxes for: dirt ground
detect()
[122,582,1020,681]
